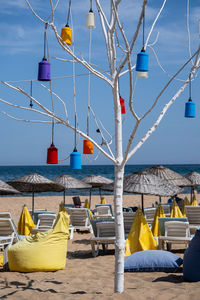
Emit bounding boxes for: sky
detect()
[0,0,200,166]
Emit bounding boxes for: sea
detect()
[0,164,200,197]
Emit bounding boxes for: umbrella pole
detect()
[89,189,92,208]
[191,187,193,203]
[159,196,162,203]
[63,190,66,204]
[141,194,144,213]
[99,188,102,199]
[32,192,34,217]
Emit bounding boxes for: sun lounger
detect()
[185,206,200,232]
[95,205,113,219]
[68,208,93,233]
[123,212,136,237]
[158,221,191,250]
[144,207,156,227]
[31,213,57,233]
[90,221,115,257]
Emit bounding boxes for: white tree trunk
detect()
[114,164,125,293]
[113,87,125,293]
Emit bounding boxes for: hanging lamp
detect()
[61,0,72,45]
[86,0,96,29]
[47,143,58,164]
[47,80,58,164]
[136,7,148,78]
[120,97,126,114]
[70,115,81,169]
[118,79,126,114]
[38,23,51,81]
[185,74,195,118]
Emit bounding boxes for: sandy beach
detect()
[0,193,199,300]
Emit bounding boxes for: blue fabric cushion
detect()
[183,228,200,282]
[124,250,183,272]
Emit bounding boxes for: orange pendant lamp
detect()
[61,0,72,46]
[83,139,93,154]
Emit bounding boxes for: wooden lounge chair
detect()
[158,221,191,250]
[68,208,93,233]
[90,221,115,257]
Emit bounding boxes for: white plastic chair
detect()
[185,206,200,231]
[31,213,57,233]
[123,212,136,236]
[144,207,156,226]
[96,205,113,219]
[158,221,191,250]
[90,221,115,257]
[68,208,93,233]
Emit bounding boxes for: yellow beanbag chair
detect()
[8,211,69,272]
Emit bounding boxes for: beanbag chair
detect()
[8,211,69,272]
[124,250,183,272]
[183,228,200,281]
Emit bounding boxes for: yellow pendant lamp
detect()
[61,0,72,45]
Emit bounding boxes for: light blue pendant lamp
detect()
[136,7,149,78]
[70,115,81,169]
[185,74,195,118]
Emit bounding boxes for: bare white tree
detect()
[0,0,200,293]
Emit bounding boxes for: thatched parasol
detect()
[142,165,191,187]
[8,173,65,215]
[0,179,21,195]
[52,174,92,204]
[102,172,182,211]
[184,171,200,201]
[82,175,113,205]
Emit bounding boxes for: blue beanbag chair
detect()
[183,228,200,281]
[124,250,183,272]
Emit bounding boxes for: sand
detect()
[0,193,199,300]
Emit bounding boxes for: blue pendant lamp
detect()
[136,7,148,78]
[185,74,195,118]
[70,114,81,169]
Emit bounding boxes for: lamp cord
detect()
[189,74,192,99]
[90,0,92,11]
[30,80,33,107]
[43,23,48,60]
[142,7,145,49]
[66,0,71,26]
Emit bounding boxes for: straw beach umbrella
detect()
[52,174,92,204]
[82,175,113,206]
[142,165,191,187]
[0,179,21,195]
[102,172,182,211]
[184,171,200,202]
[8,173,65,215]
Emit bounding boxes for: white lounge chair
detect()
[31,213,57,233]
[123,212,136,236]
[95,205,113,219]
[160,204,171,217]
[90,221,115,257]
[0,217,20,266]
[144,207,156,227]
[68,208,93,233]
[185,206,200,232]
[158,221,191,250]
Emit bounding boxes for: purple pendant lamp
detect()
[38,23,51,81]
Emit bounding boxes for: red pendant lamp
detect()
[47,143,58,164]
[46,83,58,164]
[120,96,126,114]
